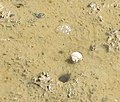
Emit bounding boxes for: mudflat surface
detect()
[0,0,120,102]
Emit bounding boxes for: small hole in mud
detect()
[42,25,45,28]
[41,52,44,55]
[58,50,63,54]
[59,74,71,83]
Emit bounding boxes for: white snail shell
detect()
[71,52,83,63]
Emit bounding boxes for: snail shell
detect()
[71,52,83,63]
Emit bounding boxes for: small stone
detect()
[88,2,97,9]
[98,16,103,22]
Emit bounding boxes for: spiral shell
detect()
[71,52,83,63]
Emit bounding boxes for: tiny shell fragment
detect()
[56,23,71,35]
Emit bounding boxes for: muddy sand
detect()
[0,0,120,102]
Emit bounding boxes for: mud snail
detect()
[70,52,83,63]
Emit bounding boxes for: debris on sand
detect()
[0,3,20,27]
[0,3,14,19]
[104,29,120,52]
[30,72,54,91]
[88,2,97,9]
[12,0,25,8]
[98,16,103,22]
[87,2,101,14]
[1,10,14,19]
[32,13,45,19]
[56,23,72,35]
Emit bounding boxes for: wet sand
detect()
[0,0,120,102]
